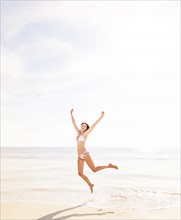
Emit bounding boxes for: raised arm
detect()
[84,111,105,135]
[70,109,79,133]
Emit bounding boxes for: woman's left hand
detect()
[101,111,105,117]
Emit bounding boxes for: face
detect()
[80,123,87,132]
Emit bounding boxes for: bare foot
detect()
[90,184,94,193]
[108,163,118,170]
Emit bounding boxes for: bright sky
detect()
[1,1,180,149]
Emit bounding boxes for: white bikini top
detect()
[77,135,85,142]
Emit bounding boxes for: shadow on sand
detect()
[36,203,106,220]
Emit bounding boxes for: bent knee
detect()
[78,172,83,176]
[92,168,96,173]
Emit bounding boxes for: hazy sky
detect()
[1,1,180,148]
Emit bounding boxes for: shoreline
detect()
[1,201,180,220]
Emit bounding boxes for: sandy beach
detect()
[1,147,180,220]
[1,202,180,220]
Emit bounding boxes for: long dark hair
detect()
[81,122,90,132]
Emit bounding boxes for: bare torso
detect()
[77,143,86,155]
[77,134,87,155]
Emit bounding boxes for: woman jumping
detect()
[70,109,118,193]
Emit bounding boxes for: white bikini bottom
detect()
[79,151,89,160]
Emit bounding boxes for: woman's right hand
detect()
[70,108,74,114]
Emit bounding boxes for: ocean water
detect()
[1,146,180,209]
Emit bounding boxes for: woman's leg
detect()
[77,158,94,193]
[85,154,118,172]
